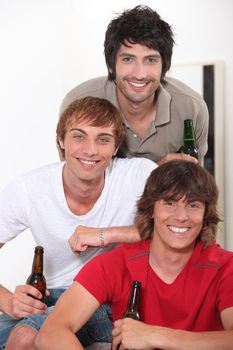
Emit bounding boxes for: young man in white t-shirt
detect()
[0,96,156,350]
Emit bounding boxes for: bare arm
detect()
[35,282,100,350]
[112,307,233,350]
[69,225,140,254]
[0,242,48,318]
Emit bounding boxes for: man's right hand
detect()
[4,284,48,319]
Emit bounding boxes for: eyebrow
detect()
[118,53,161,59]
[69,128,115,138]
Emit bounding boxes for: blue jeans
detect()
[0,288,112,349]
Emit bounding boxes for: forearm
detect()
[35,326,83,350]
[69,224,141,253]
[103,225,140,246]
[152,327,233,350]
[0,284,13,314]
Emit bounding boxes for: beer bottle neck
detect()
[184,120,196,141]
[128,284,140,312]
[31,251,43,275]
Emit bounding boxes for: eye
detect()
[147,57,157,63]
[188,201,204,209]
[164,200,174,207]
[122,56,133,63]
[73,133,85,141]
[98,138,110,144]
[145,56,161,64]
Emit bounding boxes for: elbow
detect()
[34,329,48,350]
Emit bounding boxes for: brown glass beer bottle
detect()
[117,281,141,350]
[123,280,141,320]
[26,246,46,302]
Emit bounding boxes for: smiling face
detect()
[59,122,117,184]
[114,42,162,105]
[152,196,205,253]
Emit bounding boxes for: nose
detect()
[83,139,98,156]
[174,205,188,222]
[133,61,146,80]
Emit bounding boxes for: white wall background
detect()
[0,0,233,291]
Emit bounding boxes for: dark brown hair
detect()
[57,96,125,158]
[104,5,174,81]
[135,160,221,247]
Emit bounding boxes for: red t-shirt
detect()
[75,240,233,331]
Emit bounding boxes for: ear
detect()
[113,146,119,156]
[58,138,65,150]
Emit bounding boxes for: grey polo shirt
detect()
[60,76,208,162]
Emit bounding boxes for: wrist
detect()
[0,286,13,314]
[99,228,107,248]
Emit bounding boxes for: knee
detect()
[6,326,37,350]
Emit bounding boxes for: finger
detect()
[14,292,46,310]
[25,285,45,301]
[178,153,198,163]
[12,302,47,319]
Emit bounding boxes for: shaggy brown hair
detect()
[57,96,125,159]
[135,160,221,248]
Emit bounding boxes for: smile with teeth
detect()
[168,226,189,234]
[128,81,147,88]
[80,159,98,165]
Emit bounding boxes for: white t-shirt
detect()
[0,158,155,289]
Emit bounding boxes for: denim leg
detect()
[0,313,19,350]
[0,288,65,349]
[76,304,113,347]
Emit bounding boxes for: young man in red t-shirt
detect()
[36,160,233,350]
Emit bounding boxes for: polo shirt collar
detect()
[154,82,171,126]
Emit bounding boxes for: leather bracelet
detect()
[100,228,105,248]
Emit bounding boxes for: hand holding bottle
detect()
[157,152,198,165]
[114,281,141,350]
[4,283,48,320]
[2,245,49,320]
[112,318,157,350]
[177,119,199,159]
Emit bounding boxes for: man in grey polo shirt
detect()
[60,5,208,166]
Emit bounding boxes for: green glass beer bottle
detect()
[26,246,46,302]
[181,119,199,159]
[123,280,141,320]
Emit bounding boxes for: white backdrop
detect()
[0,0,233,291]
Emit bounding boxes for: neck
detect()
[62,165,105,215]
[117,90,156,138]
[149,239,195,284]
[117,89,156,119]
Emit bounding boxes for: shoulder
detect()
[206,244,233,267]
[121,241,150,259]
[21,162,62,180]
[195,242,233,269]
[162,76,207,106]
[110,157,156,170]
[109,157,156,178]
[13,162,63,191]
[69,76,108,95]
[60,76,113,114]
[88,241,149,271]
[0,162,62,206]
